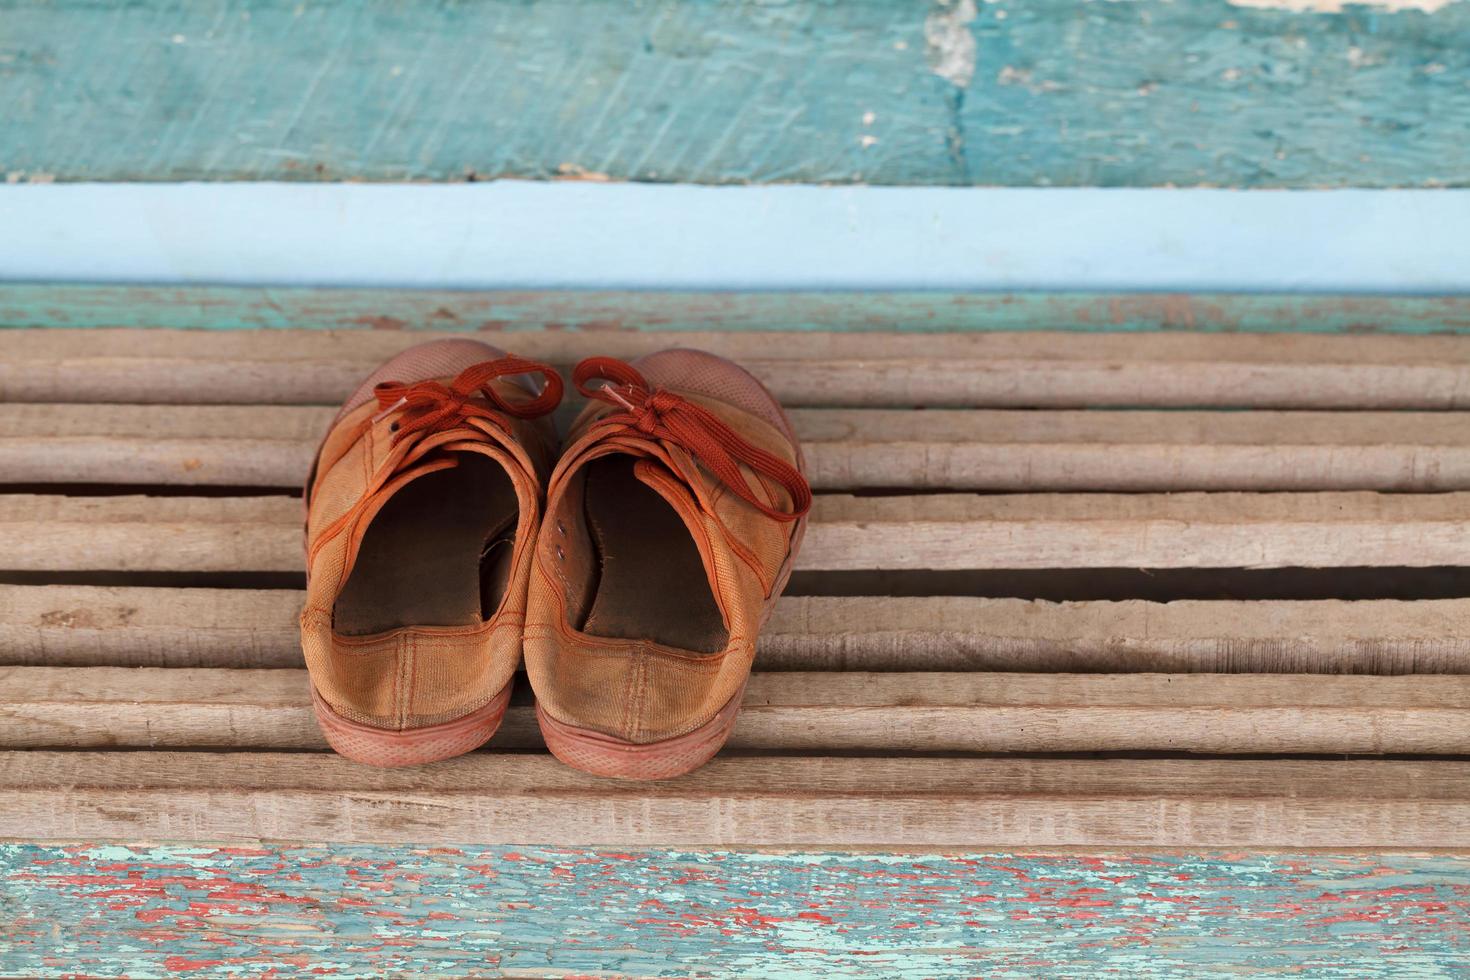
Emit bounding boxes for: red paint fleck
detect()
[351,315,408,330]
[162,956,227,972]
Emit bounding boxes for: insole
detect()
[334,454,519,636]
[581,456,728,654]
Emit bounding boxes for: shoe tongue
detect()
[627,455,706,543]
[380,442,511,502]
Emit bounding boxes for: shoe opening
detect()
[334,453,519,636]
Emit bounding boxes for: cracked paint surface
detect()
[926,0,979,88]
[2,845,1468,977]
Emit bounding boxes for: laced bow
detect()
[574,356,811,522]
[373,356,563,444]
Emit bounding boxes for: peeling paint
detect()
[2,845,1467,978]
[925,0,979,88]
[1229,0,1460,12]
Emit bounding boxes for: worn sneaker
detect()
[525,349,811,779]
[302,339,561,767]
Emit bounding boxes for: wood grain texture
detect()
[9,585,1470,674]
[10,328,1470,409]
[4,844,1468,979]
[5,666,1466,755]
[8,311,1470,965]
[9,490,1470,572]
[6,285,1470,334]
[16,403,1470,491]
[5,751,1470,848]
[4,0,1469,186]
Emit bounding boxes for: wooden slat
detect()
[6,586,1470,675]
[9,286,1470,336]
[8,329,1470,409]
[0,586,306,668]
[12,403,1470,492]
[9,288,1470,335]
[4,667,1465,756]
[3,751,1466,848]
[20,326,1470,362]
[6,492,1470,573]
[0,495,297,573]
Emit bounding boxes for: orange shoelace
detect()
[310,357,563,569]
[372,356,563,443]
[574,356,811,522]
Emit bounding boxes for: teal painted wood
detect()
[2,0,1468,187]
[5,285,1470,333]
[2,845,1467,977]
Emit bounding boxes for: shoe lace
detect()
[573,356,811,522]
[372,355,563,443]
[309,357,563,568]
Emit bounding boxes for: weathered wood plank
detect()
[11,403,1470,491]
[809,492,1470,570]
[4,844,1466,978]
[4,0,1468,186]
[21,326,1470,362]
[6,586,1468,673]
[4,667,1465,755]
[0,495,298,573]
[4,752,1467,847]
[8,586,1469,674]
[5,285,1470,334]
[7,491,1470,572]
[0,586,305,668]
[9,329,1470,409]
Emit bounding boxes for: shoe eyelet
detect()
[555,545,566,561]
[556,520,567,535]
[388,421,399,433]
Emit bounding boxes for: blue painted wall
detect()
[2,184,1469,293]
[3,0,1468,187]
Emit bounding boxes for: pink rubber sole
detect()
[312,682,512,767]
[537,685,746,781]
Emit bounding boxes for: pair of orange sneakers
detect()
[302,340,810,779]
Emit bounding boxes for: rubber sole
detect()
[311,682,511,768]
[537,684,746,781]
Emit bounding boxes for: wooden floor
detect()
[4,327,1470,849]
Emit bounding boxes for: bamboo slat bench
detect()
[3,324,1470,853]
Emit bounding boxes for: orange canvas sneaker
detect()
[301,339,561,767]
[525,349,811,780]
